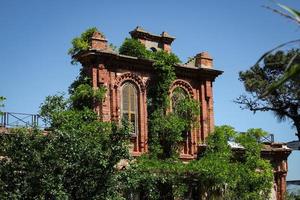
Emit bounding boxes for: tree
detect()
[68,27,99,65]
[0,87,131,199]
[0,109,131,199]
[260,3,300,94]
[39,93,68,127]
[236,49,300,141]
[0,28,130,199]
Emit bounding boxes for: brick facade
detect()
[75,27,291,200]
[78,28,222,159]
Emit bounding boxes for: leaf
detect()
[255,39,300,65]
[277,3,300,22]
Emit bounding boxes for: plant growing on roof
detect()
[68,27,100,65]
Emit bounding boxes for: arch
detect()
[121,82,138,135]
[171,87,188,109]
[170,79,194,98]
[114,72,146,93]
[170,80,195,156]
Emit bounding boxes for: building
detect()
[75,27,291,200]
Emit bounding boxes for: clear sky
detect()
[0,0,299,180]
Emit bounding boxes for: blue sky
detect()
[0,0,299,180]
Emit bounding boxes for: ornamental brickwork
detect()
[75,27,291,200]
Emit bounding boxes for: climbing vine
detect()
[67,29,273,199]
[119,38,198,160]
[118,38,273,199]
[67,28,107,111]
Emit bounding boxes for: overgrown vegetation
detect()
[118,38,273,199]
[68,27,99,65]
[0,29,274,199]
[0,28,129,199]
[0,81,129,199]
[0,110,130,199]
[122,126,273,199]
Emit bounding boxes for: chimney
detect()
[130,26,175,53]
[90,31,108,50]
[160,31,173,53]
[195,52,213,68]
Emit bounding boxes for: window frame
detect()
[121,82,139,136]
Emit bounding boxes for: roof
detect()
[75,49,223,80]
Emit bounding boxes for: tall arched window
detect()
[171,87,188,112]
[121,82,138,135]
[171,87,191,155]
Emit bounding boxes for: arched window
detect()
[171,87,191,155]
[121,82,138,135]
[171,87,188,112]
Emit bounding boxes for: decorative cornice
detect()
[170,79,194,98]
[114,72,146,92]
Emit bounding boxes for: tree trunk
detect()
[293,117,300,141]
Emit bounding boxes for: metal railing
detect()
[259,134,274,143]
[238,132,275,143]
[0,112,47,129]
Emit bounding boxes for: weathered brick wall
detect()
[83,57,215,159]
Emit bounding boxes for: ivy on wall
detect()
[63,28,274,199]
[0,28,275,200]
[118,38,273,199]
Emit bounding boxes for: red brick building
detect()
[76,27,291,200]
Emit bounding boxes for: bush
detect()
[0,109,130,199]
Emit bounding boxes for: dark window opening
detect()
[121,82,138,136]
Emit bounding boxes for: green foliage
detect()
[70,84,106,110]
[68,68,91,95]
[68,27,99,65]
[0,109,131,199]
[232,128,273,200]
[260,3,300,93]
[144,48,192,160]
[149,110,186,159]
[123,126,273,200]
[119,37,185,160]
[1,30,274,199]
[287,189,300,200]
[0,48,127,198]
[109,43,118,52]
[39,93,68,126]
[175,98,201,128]
[0,96,5,115]
[119,38,181,112]
[119,36,272,199]
[148,98,200,159]
[149,50,180,111]
[236,49,300,140]
[39,84,106,127]
[119,38,150,58]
